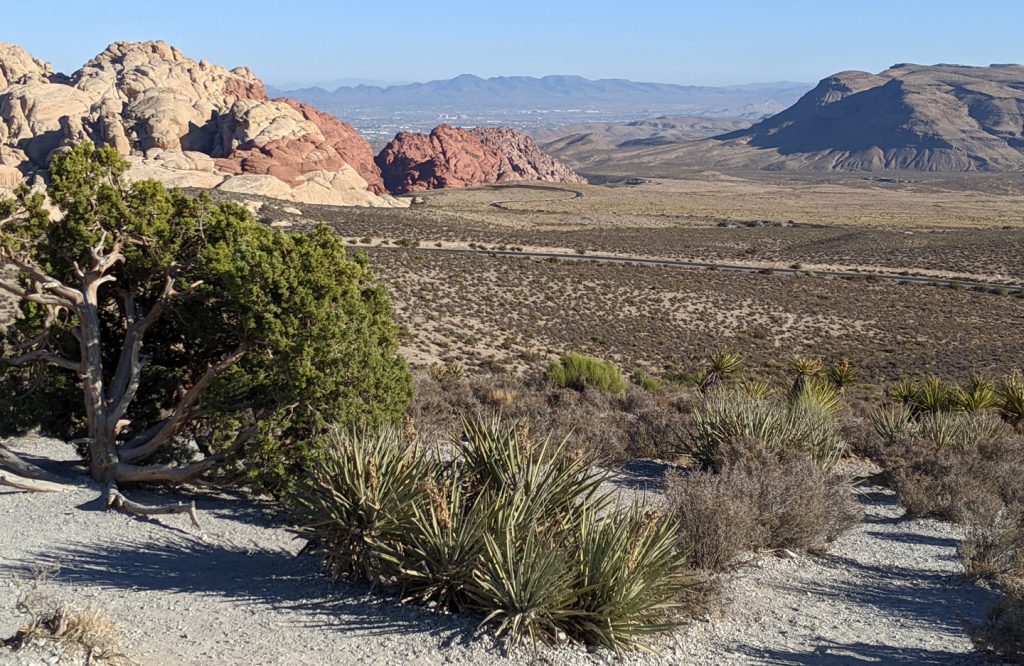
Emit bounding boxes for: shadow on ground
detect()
[0,537,481,650]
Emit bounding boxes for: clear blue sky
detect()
[3,0,1022,87]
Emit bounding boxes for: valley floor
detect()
[0,438,999,665]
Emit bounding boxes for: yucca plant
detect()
[457,418,611,529]
[393,469,490,611]
[870,404,918,445]
[445,361,467,380]
[569,505,692,654]
[998,372,1024,426]
[889,379,921,405]
[957,370,996,412]
[788,376,841,415]
[826,359,857,392]
[288,426,438,584]
[915,376,958,414]
[701,349,743,389]
[548,352,627,395]
[737,376,774,400]
[785,400,847,470]
[688,390,845,471]
[467,521,578,649]
[790,355,824,379]
[428,363,450,381]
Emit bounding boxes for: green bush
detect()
[548,352,627,395]
[291,417,696,653]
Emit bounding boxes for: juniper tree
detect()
[0,144,412,521]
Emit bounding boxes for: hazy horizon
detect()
[4,0,1023,87]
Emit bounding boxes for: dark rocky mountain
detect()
[544,64,1024,174]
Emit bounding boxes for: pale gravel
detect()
[0,437,1003,665]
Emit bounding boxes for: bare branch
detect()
[107,273,178,423]
[115,423,258,485]
[0,472,69,493]
[105,482,201,530]
[0,445,68,483]
[119,343,252,464]
[8,348,83,372]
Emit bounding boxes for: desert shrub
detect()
[292,417,696,653]
[970,574,1024,663]
[666,449,860,571]
[548,352,626,395]
[665,469,763,571]
[687,390,846,472]
[632,369,664,392]
[959,505,1024,579]
[870,409,1024,521]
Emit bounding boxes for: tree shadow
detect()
[1,537,481,650]
[730,640,982,665]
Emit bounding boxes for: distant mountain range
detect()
[541,64,1024,174]
[269,75,812,120]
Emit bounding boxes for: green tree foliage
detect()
[0,144,411,494]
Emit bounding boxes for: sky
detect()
[3,0,1023,88]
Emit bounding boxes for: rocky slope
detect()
[555,64,1024,175]
[376,125,585,194]
[0,41,403,207]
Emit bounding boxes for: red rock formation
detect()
[278,98,387,194]
[376,125,585,194]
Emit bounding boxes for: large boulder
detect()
[376,125,586,194]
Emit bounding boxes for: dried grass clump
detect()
[3,570,127,664]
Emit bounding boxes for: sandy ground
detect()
[0,437,1001,665]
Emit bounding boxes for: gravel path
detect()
[0,438,1000,665]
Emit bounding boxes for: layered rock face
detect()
[376,125,586,194]
[0,41,403,207]
[699,64,1024,171]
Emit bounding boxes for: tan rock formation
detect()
[0,40,400,207]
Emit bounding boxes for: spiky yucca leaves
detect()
[998,372,1024,426]
[701,349,743,389]
[871,404,917,445]
[737,376,774,400]
[569,505,691,653]
[294,417,697,653]
[890,379,921,406]
[958,371,997,412]
[790,355,824,379]
[394,468,491,610]
[826,359,857,392]
[467,521,577,648]
[789,376,841,415]
[688,390,846,471]
[916,377,959,414]
[288,426,438,583]
[786,401,847,470]
[457,417,611,529]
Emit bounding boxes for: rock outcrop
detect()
[376,125,585,194]
[0,41,403,207]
